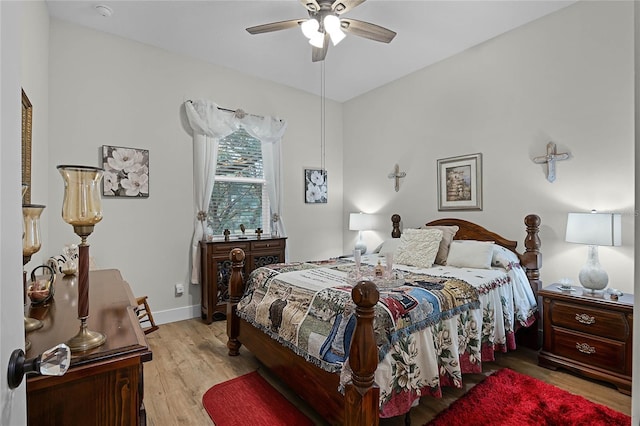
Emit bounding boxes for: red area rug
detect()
[426,368,630,426]
[202,371,314,426]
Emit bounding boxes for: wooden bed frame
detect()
[226,214,541,425]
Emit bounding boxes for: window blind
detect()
[208,128,270,235]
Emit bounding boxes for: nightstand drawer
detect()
[251,239,285,250]
[549,301,629,341]
[552,328,626,374]
[207,241,251,253]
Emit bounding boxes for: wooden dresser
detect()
[199,237,286,323]
[26,269,152,425]
[538,284,632,394]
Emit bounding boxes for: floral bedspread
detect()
[235,255,537,418]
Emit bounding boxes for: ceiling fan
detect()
[246,0,396,62]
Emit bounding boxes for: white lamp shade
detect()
[308,32,325,48]
[324,15,346,45]
[565,212,621,246]
[301,18,319,39]
[349,213,375,231]
[328,28,345,46]
[323,15,341,32]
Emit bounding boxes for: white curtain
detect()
[184,99,287,284]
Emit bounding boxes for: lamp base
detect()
[66,320,106,353]
[578,245,609,294]
[354,241,367,255]
[25,316,43,332]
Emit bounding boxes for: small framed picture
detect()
[437,153,482,211]
[304,169,327,204]
[102,145,149,197]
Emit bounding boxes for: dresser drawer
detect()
[549,300,629,341]
[552,327,627,374]
[251,239,285,251]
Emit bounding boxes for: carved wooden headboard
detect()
[390,213,542,295]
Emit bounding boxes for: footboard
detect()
[226,248,380,425]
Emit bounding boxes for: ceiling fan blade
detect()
[332,0,366,15]
[300,0,321,12]
[246,19,304,35]
[340,18,396,43]
[311,33,330,62]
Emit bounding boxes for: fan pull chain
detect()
[320,61,326,173]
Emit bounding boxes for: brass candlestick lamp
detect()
[22,199,46,333]
[57,165,105,352]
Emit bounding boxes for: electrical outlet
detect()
[175,283,184,296]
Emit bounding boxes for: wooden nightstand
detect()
[538,284,633,394]
[199,237,286,323]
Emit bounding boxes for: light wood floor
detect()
[144,319,631,425]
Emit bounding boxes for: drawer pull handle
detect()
[575,313,595,325]
[575,342,596,354]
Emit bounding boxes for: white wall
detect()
[44,20,344,322]
[343,1,635,295]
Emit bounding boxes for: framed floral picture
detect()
[102,145,149,197]
[304,168,327,204]
[437,153,482,211]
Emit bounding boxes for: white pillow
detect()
[446,240,495,269]
[422,225,459,265]
[377,238,403,256]
[395,228,443,268]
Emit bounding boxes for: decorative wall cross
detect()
[532,142,570,183]
[388,164,407,192]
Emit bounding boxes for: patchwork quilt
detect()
[236,255,537,418]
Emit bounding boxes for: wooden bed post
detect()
[227,248,245,356]
[522,214,542,296]
[345,280,380,426]
[391,214,401,238]
[519,214,542,349]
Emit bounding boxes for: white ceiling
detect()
[45,0,576,102]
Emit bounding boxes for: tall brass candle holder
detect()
[22,203,46,333]
[57,165,105,352]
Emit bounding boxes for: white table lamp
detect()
[565,212,621,293]
[349,213,375,255]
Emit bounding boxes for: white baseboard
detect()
[153,304,201,325]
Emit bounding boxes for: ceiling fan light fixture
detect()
[301,18,320,39]
[328,29,345,46]
[323,15,340,32]
[309,32,325,48]
[323,15,345,45]
[246,0,395,61]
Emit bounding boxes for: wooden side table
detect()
[538,284,633,394]
[199,237,286,323]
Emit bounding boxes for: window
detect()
[208,127,270,236]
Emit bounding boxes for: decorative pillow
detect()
[492,245,520,269]
[422,225,459,265]
[376,238,403,256]
[446,240,495,269]
[395,228,443,268]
